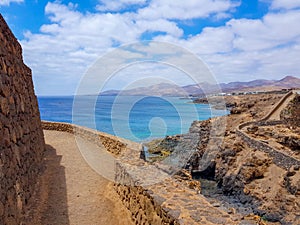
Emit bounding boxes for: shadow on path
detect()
[41,130,134,225]
[41,144,70,225]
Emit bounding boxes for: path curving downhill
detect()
[39,130,134,225]
[236,91,300,170]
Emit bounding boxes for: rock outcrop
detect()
[153,92,300,224]
[281,93,300,128]
[0,14,45,224]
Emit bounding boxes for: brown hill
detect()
[101,76,300,96]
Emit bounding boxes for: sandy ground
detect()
[38,130,134,225]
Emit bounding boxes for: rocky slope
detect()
[148,92,300,224]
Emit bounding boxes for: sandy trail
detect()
[266,93,296,120]
[40,130,133,225]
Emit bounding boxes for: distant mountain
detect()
[101,83,187,96]
[224,76,300,93]
[219,79,275,90]
[100,76,300,96]
[182,82,218,96]
[274,76,300,88]
[100,89,120,96]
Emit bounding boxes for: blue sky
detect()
[1,0,300,95]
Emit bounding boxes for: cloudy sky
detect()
[1,0,300,95]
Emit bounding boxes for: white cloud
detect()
[97,0,147,11]
[21,2,185,95]
[153,26,234,55]
[205,42,300,83]
[19,1,300,95]
[228,10,300,51]
[271,0,300,10]
[0,0,23,6]
[183,26,234,54]
[137,0,240,20]
[153,8,300,83]
[136,19,183,38]
[102,62,194,91]
[166,9,300,53]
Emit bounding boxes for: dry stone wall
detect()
[43,121,237,224]
[0,15,45,224]
[261,91,294,121]
[237,121,300,170]
[114,164,178,225]
[42,121,126,156]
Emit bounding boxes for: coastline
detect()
[34,91,300,224]
[38,95,229,141]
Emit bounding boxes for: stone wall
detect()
[280,94,300,127]
[113,152,237,225]
[114,185,177,225]
[42,121,178,224]
[114,163,178,225]
[236,92,300,170]
[261,91,293,121]
[0,15,45,224]
[42,121,126,156]
[236,121,300,170]
[43,121,237,224]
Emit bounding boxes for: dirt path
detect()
[266,93,296,120]
[40,130,134,225]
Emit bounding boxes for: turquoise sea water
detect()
[38,95,228,142]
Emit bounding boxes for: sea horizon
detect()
[38,95,228,142]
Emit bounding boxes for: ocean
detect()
[38,95,228,142]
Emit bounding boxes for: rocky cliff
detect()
[0,14,45,224]
[149,93,300,224]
